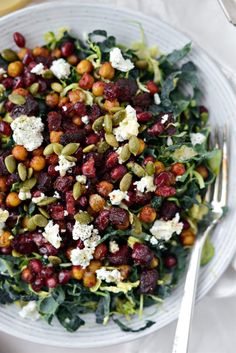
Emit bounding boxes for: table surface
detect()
[1,0,236,352]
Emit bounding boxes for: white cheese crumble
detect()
[53,191,60,199]
[114,105,140,142]
[31,63,45,75]
[167,136,173,146]
[109,189,129,205]
[0,68,6,75]
[76,175,87,184]
[50,58,70,79]
[172,145,197,161]
[11,115,44,152]
[161,114,169,124]
[109,240,119,253]
[70,247,94,268]
[109,47,134,72]
[72,222,94,241]
[154,93,161,105]
[81,115,89,124]
[190,132,206,146]
[18,189,31,201]
[150,236,158,245]
[42,220,62,249]
[83,232,100,249]
[115,147,124,164]
[32,193,45,204]
[134,175,156,193]
[96,268,121,283]
[150,213,183,242]
[55,155,76,177]
[64,210,69,216]
[0,209,9,236]
[19,301,40,321]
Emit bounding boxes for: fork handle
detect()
[172,229,211,353]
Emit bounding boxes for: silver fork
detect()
[172,125,229,353]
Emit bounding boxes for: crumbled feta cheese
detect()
[0,209,9,235]
[150,213,183,242]
[161,114,169,124]
[109,189,129,205]
[53,191,60,199]
[190,132,206,146]
[64,210,68,216]
[42,220,62,249]
[83,233,100,249]
[31,63,45,75]
[32,193,45,204]
[50,58,70,79]
[11,115,44,152]
[114,105,140,142]
[172,145,197,161]
[115,147,124,164]
[72,221,95,241]
[109,47,134,72]
[0,67,6,75]
[109,240,119,253]
[81,115,89,124]
[55,155,75,177]
[167,136,173,146]
[19,301,40,321]
[134,175,156,193]
[18,189,31,201]
[154,93,161,105]
[76,175,87,184]
[70,247,94,268]
[150,236,158,245]
[96,268,121,283]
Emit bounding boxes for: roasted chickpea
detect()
[196,165,209,180]
[92,81,105,96]
[71,265,85,280]
[96,181,114,198]
[154,160,165,174]
[46,92,59,108]
[180,229,195,246]
[83,271,97,288]
[87,260,102,273]
[18,48,28,61]
[150,257,159,269]
[58,96,69,107]
[32,147,44,156]
[32,46,49,57]
[139,205,157,223]
[171,162,186,176]
[118,265,131,280]
[0,231,11,248]
[21,268,34,283]
[103,99,119,111]
[68,89,86,104]
[89,194,106,212]
[30,156,46,171]
[67,54,79,65]
[72,116,82,126]
[137,139,146,155]
[99,62,115,79]
[6,192,21,208]
[8,61,23,77]
[51,48,61,58]
[0,176,8,192]
[76,59,93,74]
[12,145,28,161]
[79,73,94,90]
[50,131,63,143]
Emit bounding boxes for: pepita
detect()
[131,215,143,235]
[113,110,126,126]
[128,136,140,156]
[42,69,53,79]
[53,143,63,155]
[65,155,77,162]
[22,177,37,190]
[27,167,34,179]
[18,163,27,181]
[2,49,18,62]
[97,140,109,154]
[83,144,95,153]
[51,82,63,93]
[119,173,132,192]
[27,217,37,231]
[4,155,16,173]
[135,60,148,69]
[38,207,50,219]
[29,82,39,95]
[8,93,26,105]
[73,182,82,200]
[32,214,48,227]
[61,143,79,156]
[146,161,155,176]
[105,133,118,148]
[48,256,62,265]
[74,212,92,224]
[37,197,58,206]
[104,114,113,133]
[43,143,54,156]
[127,162,146,177]
[92,116,104,132]
[120,144,131,162]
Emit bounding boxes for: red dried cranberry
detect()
[105,152,118,169]
[146,81,159,94]
[200,105,208,114]
[60,131,86,144]
[108,245,131,265]
[182,219,190,230]
[46,154,59,165]
[66,191,76,215]
[38,78,47,93]
[0,246,12,255]
[76,239,84,249]
[95,210,110,231]
[10,95,39,118]
[84,123,92,134]
[61,41,75,57]
[23,72,36,87]
[4,100,14,112]
[47,111,62,131]
[37,173,54,192]
[164,255,177,268]
[22,50,34,65]
[41,266,54,278]
[77,195,88,208]
[13,76,24,89]
[154,171,175,187]
[155,186,176,197]
[12,234,37,255]
[32,232,46,247]
[94,243,108,260]
[54,176,73,193]
[109,207,129,227]
[142,156,155,166]
[79,73,94,90]
[49,204,65,220]
[47,165,58,177]
[58,270,71,284]
[116,78,138,102]
[0,121,11,136]
[73,102,87,116]
[126,191,152,207]
[103,82,118,100]
[160,201,179,220]
[2,77,13,89]
[87,104,101,122]
[82,158,96,178]
[110,165,127,181]
[86,133,100,145]
[39,243,58,256]
[148,122,164,136]
[132,92,151,108]
[132,243,154,266]
[45,276,58,288]
[28,259,43,274]
[139,269,158,294]
[137,111,153,123]
[31,277,44,292]
[13,32,26,48]
[21,268,35,284]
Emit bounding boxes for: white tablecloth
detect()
[1,0,236,352]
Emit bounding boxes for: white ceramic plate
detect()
[0,1,236,348]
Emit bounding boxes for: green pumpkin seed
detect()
[42,69,53,79]
[23,204,28,212]
[113,110,126,126]
[146,161,155,176]
[119,173,132,192]
[128,136,140,156]
[94,96,104,109]
[97,140,109,154]
[127,162,146,178]
[0,101,5,114]
[37,197,58,206]
[120,144,131,162]
[18,163,27,181]
[74,212,92,224]
[135,59,148,69]
[43,143,54,156]
[29,82,39,95]
[53,143,63,155]
[109,106,123,113]
[48,256,62,265]
[38,207,50,219]
[27,217,37,231]
[92,116,104,132]
[65,155,77,162]
[83,144,95,153]
[139,124,147,133]
[22,177,37,190]
[61,143,79,156]
[4,155,16,173]
[104,114,112,133]
[131,215,143,235]
[51,82,63,93]
[73,182,82,200]
[105,133,118,148]
[32,214,48,227]
[2,49,18,62]
[27,167,34,179]
[8,93,26,105]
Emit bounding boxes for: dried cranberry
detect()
[105,152,118,169]
[31,277,44,292]
[148,122,164,136]
[23,72,36,87]
[47,165,58,177]
[79,73,94,90]
[45,276,58,288]
[132,243,154,266]
[0,154,9,175]
[32,232,46,247]
[13,76,24,89]
[94,243,108,260]
[139,269,158,294]
[132,92,151,108]
[28,259,43,274]
[160,201,179,220]
[21,268,35,283]
[39,243,58,256]
[13,32,26,48]
[155,186,176,197]
[110,165,127,181]
[109,207,129,227]
[0,121,11,136]
[137,111,153,123]
[41,266,54,278]
[116,78,138,102]
[77,195,88,208]
[154,171,175,187]
[146,81,159,94]
[47,111,62,131]
[142,156,155,166]
[61,103,73,117]
[108,244,131,265]
[61,41,75,57]
[60,131,86,145]
[4,100,14,112]
[95,210,110,231]
[126,191,152,207]
[38,78,47,93]
[200,105,208,114]
[76,239,84,249]
[22,50,34,65]
[66,191,76,215]
[2,77,13,89]
[37,173,54,192]
[46,154,59,165]
[87,104,101,122]
[182,219,190,230]
[103,82,118,100]
[49,204,65,220]
[54,176,74,193]
[73,102,87,116]
[0,246,12,255]
[164,255,177,268]
[58,270,71,284]
[10,95,39,118]
[82,158,96,178]
[12,234,37,255]
[86,133,100,145]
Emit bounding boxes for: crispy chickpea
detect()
[76,59,93,74]
[139,205,157,223]
[8,61,24,77]
[0,176,8,192]
[196,165,209,180]
[79,73,94,90]
[50,131,63,143]
[32,147,44,156]
[21,268,34,283]
[180,229,195,246]
[6,192,21,208]
[32,46,49,57]
[137,139,146,155]
[96,181,114,198]
[12,145,28,161]
[92,81,105,96]
[71,265,85,280]
[83,271,97,288]
[58,96,69,107]
[103,99,119,111]
[51,48,61,58]
[99,62,115,79]
[0,231,11,248]
[13,88,29,96]
[89,194,106,212]
[87,260,102,273]
[154,160,165,174]
[67,54,79,65]
[72,116,82,126]
[150,257,159,269]
[68,89,86,104]
[118,265,131,280]
[45,92,59,108]
[30,156,46,171]
[18,48,28,61]
[171,162,186,176]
